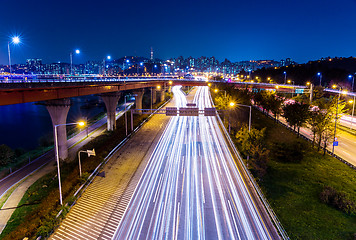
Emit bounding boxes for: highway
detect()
[113,86,277,240]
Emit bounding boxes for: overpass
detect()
[0,75,307,160]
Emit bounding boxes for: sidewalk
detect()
[0,105,131,234]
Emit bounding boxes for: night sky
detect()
[1,0,356,64]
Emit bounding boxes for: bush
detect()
[271,140,305,163]
[320,186,356,214]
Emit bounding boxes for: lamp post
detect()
[78,149,96,177]
[348,74,354,92]
[54,121,85,205]
[283,71,287,84]
[124,94,131,136]
[331,86,347,156]
[104,55,111,76]
[348,97,356,130]
[318,72,322,86]
[7,36,20,79]
[70,49,80,75]
[151,87,153,113]
[228,102,251,133]
[287,79,295,97]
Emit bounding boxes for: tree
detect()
[283,102,310,136]
[308,97,345,151]
[268,95,283,121]
[235,126,269,179]
[235,126,266,155]
[307,109,325,147]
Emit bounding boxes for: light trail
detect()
[113,86,276,240]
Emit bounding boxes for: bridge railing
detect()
[0,77,210,84]
[0,74,208,83]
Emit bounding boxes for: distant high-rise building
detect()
[150,47,154,61]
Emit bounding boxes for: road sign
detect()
[186,103,196,107]
[295,89,304,94]
[179,107,199,116]
[166,107,178,116]
[333,141,338,146]
[204,108,216,116]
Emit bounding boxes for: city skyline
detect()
[1,0,356,64]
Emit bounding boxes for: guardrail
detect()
[216,114,290,239]
[208,90,289,239]
[0,75,210,84]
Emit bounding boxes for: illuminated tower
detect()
[150,47,153,61]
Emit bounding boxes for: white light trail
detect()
[113,86,274,240]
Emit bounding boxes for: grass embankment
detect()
[241,109,356,239]
[0,96,169,239]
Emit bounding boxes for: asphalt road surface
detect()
[113,86,276,240]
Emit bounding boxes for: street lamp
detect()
[103,55,111,76]
[348,98,355,130]
[331,86,347,156]
[317,72,322,86]
[70,49,80,75]
[228,102,251,133]
[8,36,21,78]
[283,71,287,84]
[54,121,85,205]
[348,75,354,92]
[78,149,96,177]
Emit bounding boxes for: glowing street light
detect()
[349,97,356,130]
[54,121,85,205]
[107,55,111,60]
[348,74,354,92]
[283,71,287,84]
[318,72,322,86]
[7,36,21,77]
[331,86,347,156]
[229,102,235,107]
[70,49,80,75]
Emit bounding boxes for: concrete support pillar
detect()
[101,92,121,131]
[45,99,71,161]
[152,88,157,104]
[159,90,165,102]
[133,90,144,113]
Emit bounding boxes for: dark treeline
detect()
[253,57,356,88]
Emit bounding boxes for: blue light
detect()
[12,36,20,44]
[349,75,353,78]
[75,49,80,54]
[107,55,111,60]
[154,65,157,68]
[317,72,321,76]
[284,71,286,74]
[140,62,143,66]
[126,59,130,63]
